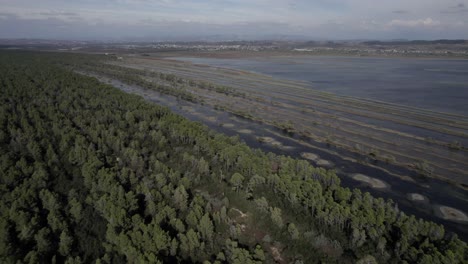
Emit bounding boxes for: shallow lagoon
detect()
[174,56,468,115]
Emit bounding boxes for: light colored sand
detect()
[301,152,319,161]
[222,123,235,128]
[351,173,389,189]
[400,175,416,183]
[270,141,283,147]
[316,159,333,167]
[436,205,468,222]
[181,106,195,112]
[237,129,253,134]
[257,137,283,147]
[205,116,217,122]
[408,193,428,202]
[258,136,275,143]
[279,145,295,151]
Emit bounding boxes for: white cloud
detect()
[1,0,468,39]
[388,18,441,28]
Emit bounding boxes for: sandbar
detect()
[237,129,253,134]
[279,145,295,151]
[270,141,283,147]
[407,193,428,202]
[301,152,319,161]
[316,159,334,168]
[435,205,468,223]
[221,123,235,128]
[351,173,389,189]
[257,136,283,147]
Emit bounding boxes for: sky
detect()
[1,0,467,41]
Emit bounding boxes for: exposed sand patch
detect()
[301,152,319,161]
[258,136,275,143]
[271,141,283,147]
[407,193,428,202]
[221,123,235,128]
[181,106,195,112]
[316,159,333,168]
[240,224,247,232]
[205,116,217,122]
[400,175,416,183]
[270,246,284,263]
[435,205,468,223]
[279,145,295,151]
[237,129,253,134]
[351,173,389,189]
[232,208,248,218]
[257,136,283,147]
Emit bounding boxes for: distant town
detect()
[1,39,467,58]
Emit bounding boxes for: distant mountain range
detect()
[2,37,466,47]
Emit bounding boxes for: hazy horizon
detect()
[1,0,468,41]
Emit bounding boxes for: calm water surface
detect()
[174,56,468,115]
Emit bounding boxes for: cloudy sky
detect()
[1,0,467,40]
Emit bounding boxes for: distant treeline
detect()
[0,51,466,263]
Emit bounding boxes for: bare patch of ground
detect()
[270,246,285,263]
[231,208,248,218]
